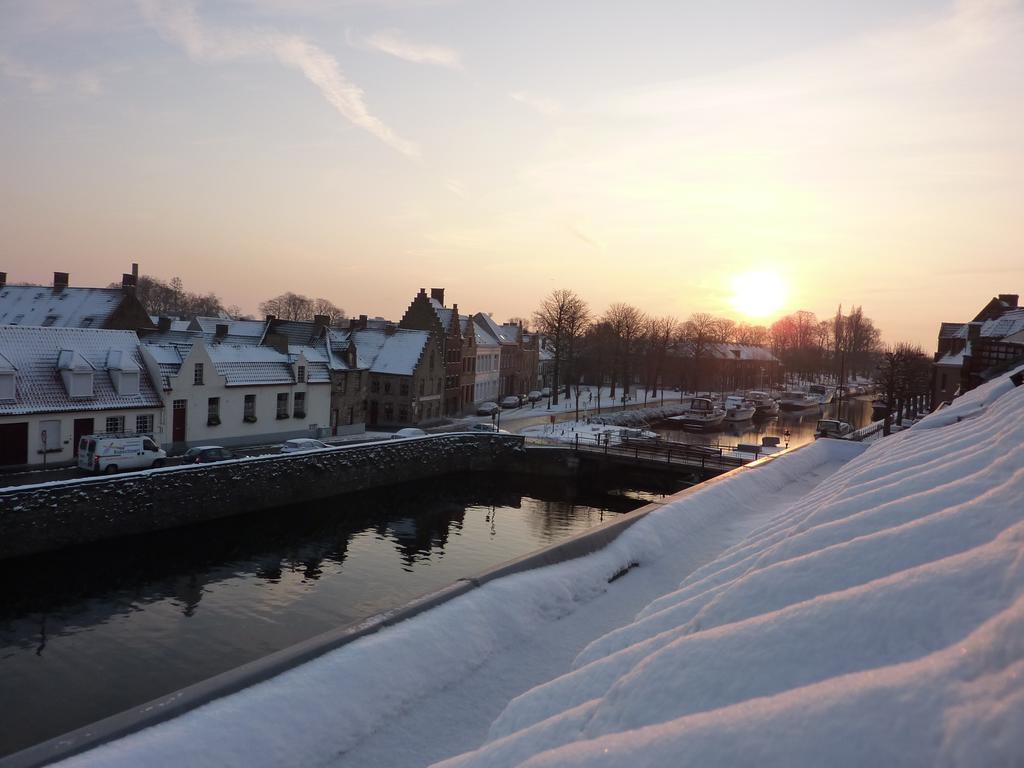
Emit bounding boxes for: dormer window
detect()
[0,371,14,402]
[297,365,306,383]
[58,349,95,399]
[106,349,141,396]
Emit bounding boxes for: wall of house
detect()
[329,369,366,436]
[473,346,501,404]
[163,344,331,447]
[0,408,164,468]
[0,434,526,559]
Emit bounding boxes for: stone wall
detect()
[0,434,525,560]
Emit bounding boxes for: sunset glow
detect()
[729,271,787,319]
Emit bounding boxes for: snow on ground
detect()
[55,410,858,768]
[55,366,1024,768]
[438,365,1024,768]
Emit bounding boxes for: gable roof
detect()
[331,327,430,376]
[0,285,129,329]
[474,313,517,345]
[0,326,162,415]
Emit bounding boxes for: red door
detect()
[73,418,94,456]
[172,400,187,442]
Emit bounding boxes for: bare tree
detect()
[641,316,677,398]
[260,292,344,323]
[533,289,589,406]
[877,342,929,435]
[123,275,227,320]
[602,303,647,399]
[679,312,726,393]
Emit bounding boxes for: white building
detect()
[469,318,501,405]
[140,329,333,449]
[0,326,164,467]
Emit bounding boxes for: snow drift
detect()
[439,365,1024,768]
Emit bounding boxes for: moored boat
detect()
[722,395,756,422]
[807,383,835,405]
[778,390,821,412]
[746,390,779,417]
[668,397,726,429]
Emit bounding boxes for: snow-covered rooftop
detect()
[349,327,430,375]
[0,326,162,415]
[50,365,1024,767]
[0,285,127,329]
[141,340,331,389]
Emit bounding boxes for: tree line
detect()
[532,290,890,404]
[129,275,344,325]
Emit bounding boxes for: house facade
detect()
[0,326,164,467]
[399,288,464,417]
[140,333,332,449]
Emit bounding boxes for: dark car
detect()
[183,445,235,464]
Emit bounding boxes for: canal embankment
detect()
[0,434,524,560]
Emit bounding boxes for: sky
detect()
[1,0,1022,346]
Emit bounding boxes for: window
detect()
[136,414,154,434]
[338,375,347,395]
[384,402,394,422]
[384,381,392,395]
[398,406,408,422]
[419,380,424,396]
[207,397,221,426]
[244,394,257,422]
[105,416,125,433]
[371,379,380,394]
[277,393,289,419]
[194,363,204,385]
[297,365,306,383]
[294,391,306,418]
[400,381,409,396]
[0,372,14,402]
[143,437,159,452]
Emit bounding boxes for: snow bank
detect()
[439,369,1024,767]
[54,424,860,768]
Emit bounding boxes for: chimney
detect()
[53,272,69,292]
[121,273,137,294]
[967,322,983,344]
[157,316,171,333]
[0,272,6,289]
[265,314,276,323]
[998,294,1019,309]
[215,323,229,339]
[131,263,139,280]
[430,288,445,305]
[313,314,330,328]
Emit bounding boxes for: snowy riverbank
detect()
[50,366,1024,768]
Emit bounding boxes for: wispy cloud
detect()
[510,90,561,116]
[137,0,417,156]
[364,28,461,69]
[0,53,55,93]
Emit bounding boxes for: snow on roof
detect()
[979,308,1024,339]
[105,348,140,372]
[939,322,966,339]
[0,351,15,373]
[350,327,429,375]
[141,340,331,388]
[193,317,268,340]
[0,284,126,328]
[428,298,455,332]
[475,313,515,344]
[0,326,162,415]
[709,342,780,362]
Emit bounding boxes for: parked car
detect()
[815,419,854,439]
[183,446,235,464]
[476,401,499,416]
[279,438,332,453]
[527,390,542,403]
[392,427,427,439]
[540,387,551,397]
[500,395,521,409]
[467,423,510,434]
[78,434,167,474]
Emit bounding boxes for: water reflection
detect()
[0,472,679,758]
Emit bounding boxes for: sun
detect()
[728,270,787,319]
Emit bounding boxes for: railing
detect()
[525,433,754,473]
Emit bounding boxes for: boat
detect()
[807,383,835,405]
[815,419,854,439]
[778,390,821,412]
[746,390,779,417]
[668,397,726,429]
[722,395,756,422]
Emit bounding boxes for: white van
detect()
[78,434,167,474]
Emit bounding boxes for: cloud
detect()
[364,29,461,69]
[0,53,55,93]
[136,0,417,156]
[509,90,561,116]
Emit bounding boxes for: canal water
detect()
[0,472,682,757]
[651,395,875,450]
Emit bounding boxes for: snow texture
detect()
[54,365,1024,768]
